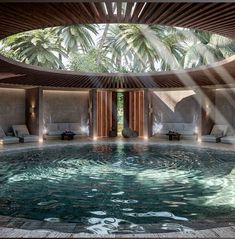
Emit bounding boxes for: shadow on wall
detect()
[152,91,200,125]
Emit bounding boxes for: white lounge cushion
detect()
[47,123,58,132]
[47,131,62,136]
[69,123,82,134]
[201,135,219,143]
[0,136,19,144]
[12,125,30,137]
[58,123,69,132]
[180,130,194,135]
[221,136,235,144]
[20,135,39,143]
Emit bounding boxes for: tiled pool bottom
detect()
[0,215,235,238]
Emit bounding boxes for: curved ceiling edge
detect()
[1,53,235,89]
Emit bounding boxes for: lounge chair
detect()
[12,125,39,143]
[201,124,228,143]
[221,136,235,144]
[220,128,235,144]
[0,126,19,144]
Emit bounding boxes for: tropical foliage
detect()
[0,24,235,72]
[69,49,114,73]
[183,30,235,68]
[56,25,98,54]
[1,29,66,69]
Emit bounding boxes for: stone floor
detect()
[1,137,235,238]
[0,225,235,238]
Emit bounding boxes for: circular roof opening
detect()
[0,24,235,74]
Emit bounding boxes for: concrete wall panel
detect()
[215,89,235,134]
[0,88,25,133]
[43,90,89,127]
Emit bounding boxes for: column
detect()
[89,89,97,138]
[25,87,43,140]
[143,89,153,138]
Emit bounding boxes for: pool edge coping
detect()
[0,225,235,238]
[1,138,235,155]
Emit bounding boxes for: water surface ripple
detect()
[0,143,235,234]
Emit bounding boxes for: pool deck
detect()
[1,137,235,154]
[0,137,235,238]
[0,225,235,238]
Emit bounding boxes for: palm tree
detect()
[96,24,110,68]
[183,30,235,68]
[56,24,98,54]
[101,24,186,72]
[1,28,66,69]
[69,48,114,73]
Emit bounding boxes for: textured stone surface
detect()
[43,90,89,126]
[0,226,235,238]
[212,227,235,238]
[215,89,235,134]
[0,88,25,132]
[152,90,199,124]
[40,222,77,233]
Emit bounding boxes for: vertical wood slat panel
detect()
[128,91,144,137]
[102,91,106,136]
[107,91,109,137]
[136,91,139,133]
[112,92,117,133]
[129,92,133,130]
[96,91,113,137]
[140,91,144,136]
[97,91,100,136]
[105,91,107,137]
[123,92,129,128]
[134,92,136,131]
[100,91,103,136]
[109,91,113,132]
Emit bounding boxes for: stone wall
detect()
[215,89,235,134]
[0,88,25,133]
[43,90,89,127]
[152,90,200,124]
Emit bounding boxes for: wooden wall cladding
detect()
[96,91,113,137]
[129,91,144,137]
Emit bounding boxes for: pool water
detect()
[0,143,235,234]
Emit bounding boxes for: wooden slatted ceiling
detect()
[0,2,235,39]
[1,55,235,89]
